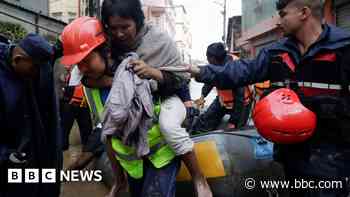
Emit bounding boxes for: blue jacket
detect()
[0,42,62,197]
[196,24,350,89]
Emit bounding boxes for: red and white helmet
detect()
[253,88,317,144]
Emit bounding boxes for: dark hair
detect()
[276,0,294,10]
[95,43,109,63]
[276,0,322,19]
[101,0,145,32]
[206,42,227,62]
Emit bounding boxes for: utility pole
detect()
[88,0,94,16]
[222,0,227,42]
[213,0,227,42]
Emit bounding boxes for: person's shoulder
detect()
[256,37,289,55]
[326,24,350,44]
[270,37,289,49]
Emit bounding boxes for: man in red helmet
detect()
[189,0,350,196]
[60,16,212,197]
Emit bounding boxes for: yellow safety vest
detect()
[84,88,176,179]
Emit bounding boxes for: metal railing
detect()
[0,10,61,35]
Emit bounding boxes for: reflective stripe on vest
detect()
[111,123,176,179]
[69,84,85,105]
[271,81,346,90]
[271,81,349,96]
[85,88,176,179]
[84,87,104,122]
[278,53,296,72]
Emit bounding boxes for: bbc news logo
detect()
[8,169,103,183]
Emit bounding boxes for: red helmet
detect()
[60,16,106,67]
[253,88,316,144]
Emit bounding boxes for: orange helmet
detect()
[60,16,106,67]
[253,88,317,144]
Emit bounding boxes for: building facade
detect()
[174,6,192,63]
[79,0,101,17]
[142,0,177,38]
[226,15,242,52]
[4,0,49,15]
[49,0,101,23]
[235,0,350,58]
[49,0,79,23]
[142,0,192,63]
[334,0,350,32]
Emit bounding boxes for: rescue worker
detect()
[60,14,212,197]
[189,0,350,196]
[0,33,62,197]
[193,43,250,131]
[60,67,94,169]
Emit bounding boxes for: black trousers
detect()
[60,102,92,151]
[274,143,350,197]
[192,96,250,132]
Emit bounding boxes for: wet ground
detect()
[60,127,109,197]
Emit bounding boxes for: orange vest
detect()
[217,54,252,108]
[217,86,252,109]
[217,89,235,109]
[69,84,87,107]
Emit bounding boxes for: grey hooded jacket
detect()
[102,53,154,157]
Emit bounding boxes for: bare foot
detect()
[194,177,213,197]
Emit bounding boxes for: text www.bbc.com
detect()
[244,178,346,190]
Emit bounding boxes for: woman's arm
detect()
[129,60,185,97]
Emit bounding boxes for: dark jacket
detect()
[197,25,350,90]
[0,42,62,197]
[196,24,350,147]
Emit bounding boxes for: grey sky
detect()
[173,0,242,61]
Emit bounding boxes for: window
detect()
[51,12,62,17]
[68,12,76,17]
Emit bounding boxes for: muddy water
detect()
[60,126,110,197]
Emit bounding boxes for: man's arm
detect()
[194,48,271,89]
